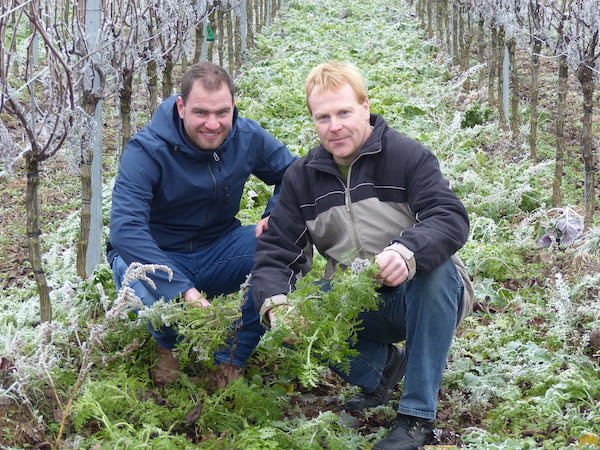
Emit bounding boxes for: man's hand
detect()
[183,287,210,308]
[374,250,409,287]
[268,305,300,345]
[255,216,270,237]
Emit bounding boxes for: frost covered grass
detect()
[1,0,599,448]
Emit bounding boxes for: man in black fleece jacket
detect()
[252,62,473,450]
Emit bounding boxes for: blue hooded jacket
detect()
[107,95,296,301]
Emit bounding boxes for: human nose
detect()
[329,117,342,132]
[205,114,219,130]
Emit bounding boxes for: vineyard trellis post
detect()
[76,0,104,278]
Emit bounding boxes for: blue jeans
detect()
[111,225,264,367]
[332,257,463,420]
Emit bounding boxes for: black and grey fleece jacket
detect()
[252,114,474,324]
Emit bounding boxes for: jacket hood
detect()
[146,95,240,160]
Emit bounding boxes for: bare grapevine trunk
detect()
[247,0,254,48]
[147,59,158,116]
[488,26,497,109]
[234,9,242,73]
[576,33,598,230]
[552,54,568,206]
[217,7,224,67]
[162,56,173,100]
[452,4,459,66]
[496,28,507,130]
[119,68,133,157]
[255,0,261,33]
[477,19,486,89]
[426,0,433,37]
[445,2,452,54]
[508,38,519,140]
[529,37,542,160]
[76,92,99,279]
[460,9,472,91]
[227,9,234,75]
[436,0,444,46]
[25,155,52,322]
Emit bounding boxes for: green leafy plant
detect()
[137,293,242,368]
[461,103,493,128]
[263,259,381,388]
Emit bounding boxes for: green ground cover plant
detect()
[0,0,598,448]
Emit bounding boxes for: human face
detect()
[176,81,234,151]
[307,83,371,165]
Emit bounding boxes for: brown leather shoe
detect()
[153,344,181,385]
[213,362,244,390]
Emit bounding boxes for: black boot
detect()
[344,345,406,411]
[373,414,435,450]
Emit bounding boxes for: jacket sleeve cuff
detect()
[383,243,416,281]
[259,294,289,328]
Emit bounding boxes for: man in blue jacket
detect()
[107,61,296,387]
[252,62,473,449]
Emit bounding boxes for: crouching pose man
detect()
[251,62,473,449]
[108,61,296,387]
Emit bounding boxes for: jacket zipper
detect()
[345,163,367,260]
[205,153,219,226]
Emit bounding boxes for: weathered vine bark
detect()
[452,4,459,66]
[445,1,452,55]
[576,31,598,230]
[460,9,472,91]
[529,36,542,160]
[436,0,445,46]
[508,38,519,140]
[147,59,158,116]
[477,19,486,89]
[119,68,133,154]
[426,0,433,37]
[235,10,242,73]
[162,56,173,100]
[217,7,225,67]
[496,28,507,130]
[247,0,254,48]
[255,0,261,33]
[552,54,568,206]
[145,10,158,117]
[488,27,498,110]
[227,9,234,75]
[76,92,100,279]
[527,0,544,160]
[25,156,52,322]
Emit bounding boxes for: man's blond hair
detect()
[305,62,367,113]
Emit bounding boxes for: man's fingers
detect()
[186,297,211,308]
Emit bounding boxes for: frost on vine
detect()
[64,107,98,174]
[0,118,22,178]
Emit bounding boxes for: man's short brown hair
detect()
[305,62,367,113]
[180,61,235,103]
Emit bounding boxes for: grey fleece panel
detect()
[306,196,474,323]
[306,197,416,267]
